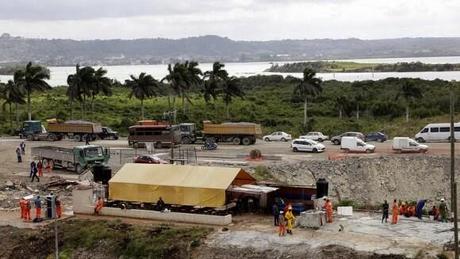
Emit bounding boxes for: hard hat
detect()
[280,211,284,215]
[441,198,445,202]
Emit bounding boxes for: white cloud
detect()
[0,0,459,40]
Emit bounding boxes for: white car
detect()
[299,132,329,142]
[291,139,326,153]
[263,131,292,142]
[392,137,428,153]
[341,136,375,153]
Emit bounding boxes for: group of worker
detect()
[272,203,296,236]
[382,198,449,224]
[16,142,26,163]
[19,193,62,222]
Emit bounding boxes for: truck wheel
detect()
[232,137,241,145]
[75,135,82,142]
[114,136,119,140]
[182,136,192,144]
[415,137,425,143]
[242,137,252,145]
[75,164,82,173]
[333,139,340,145]
[154,142,162,149]
[47,134,57,141]
[26,134,33,141]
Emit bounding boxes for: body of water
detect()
[2,56,460,86]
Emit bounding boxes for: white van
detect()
[392,137,428,153]
[341,136,375,153]
[415,123,460,142]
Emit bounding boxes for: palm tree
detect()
[67,65,83,120]
[89,67,112,118]
[293,68,323,126]
[351,81,370,120]
[203,62,228,103]
[334,95,348,119]
[162,61,203,115]
[396,80,422,122]
[0,80,26,128]
[162,63,186,111]
[14,62,51,120]
[125,72,159,120]
[222,76,244,119]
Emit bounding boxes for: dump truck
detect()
[202,122,262,145]
[128,124,181,148]
[19,120,118,141]
[31,145,110,173]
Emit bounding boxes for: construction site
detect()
[0,132,458,259]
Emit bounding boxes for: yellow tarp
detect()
[108,163,255,207]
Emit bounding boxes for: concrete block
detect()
[337,206,353,216]
[296,210,326,228]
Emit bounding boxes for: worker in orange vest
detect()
[94,197,104,215]
[56,196,62,218]
[34,195,42,220]
[37,160,43,177]
[323,198,334,223]
[24,199,31,221]
[19,198,25,219]
[392,199,399,224]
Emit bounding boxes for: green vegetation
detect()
[267,61,460,73]
[1,62,460,139]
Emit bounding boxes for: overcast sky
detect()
[0,0,459,41]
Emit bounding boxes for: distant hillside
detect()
[2,33,460,66]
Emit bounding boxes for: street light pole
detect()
[450,87,459,259]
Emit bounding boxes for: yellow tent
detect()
[108,163,255,207]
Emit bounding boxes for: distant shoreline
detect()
[265,61,460,73]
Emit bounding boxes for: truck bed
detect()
[31,146,75,163]
[203,122,262,136]
[47,122,102,134]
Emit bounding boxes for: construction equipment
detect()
[202,121,262,145]
[31,145,110,173]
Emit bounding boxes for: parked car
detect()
[331,132,365,145]
[291,139,326,153]
[392,137,428,153]
[341,136,375,153]
[299,132,329,142]
[263,131,292,142]
[133,155,168,164]
[365,132,387,142]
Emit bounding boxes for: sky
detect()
[0,0,459,41]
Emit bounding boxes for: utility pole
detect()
[450,87,459,259]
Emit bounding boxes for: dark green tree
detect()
[14,62,51,120]
[222,76,244,119]
[396,79,422,122]
[125,72,159,120]
[293,68,323,126]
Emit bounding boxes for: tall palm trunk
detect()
[182,95,186,115]
[356,103,360,120]
[9,103,13,129]
[339,108,343,119]
[225,102,230,119]
[15,103,19,127]
[141,99,144,120]
[303,98,308,126]
[406,105,409,122]
[70,99,74,120]
[27,90,31,120]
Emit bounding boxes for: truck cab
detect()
[74,145,111,172]
[19,120,51,140]
[179,123,197,144]
[341,136,375,153]
[100,127,119,140]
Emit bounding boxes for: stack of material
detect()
[296,210,326,228]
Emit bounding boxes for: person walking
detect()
[30,161,39,182]
[272,203,280,226]
[24,199,31,221]
[34,196,42,220]
[284,206,296,235]
[20,141,26,155]
[278,211,286,236]
[415,199,427,220]
[94,197,104,215]
[85,134,91,145]
[55,196,62,218]
[19,198,25,219]
[382,200,389,223]
[392,199,399,224]
[16,147,22,163]
[37,160,43,177]
[439,198,448,222]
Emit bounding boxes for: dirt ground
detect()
[0,136,459,258]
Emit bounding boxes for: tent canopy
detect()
[109,163,255,207]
